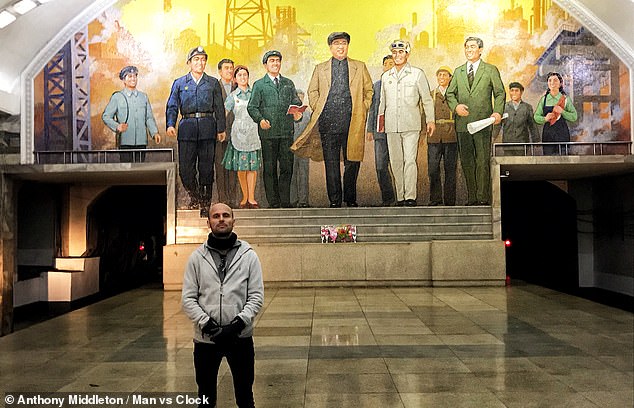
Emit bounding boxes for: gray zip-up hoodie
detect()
[181,239,264,344]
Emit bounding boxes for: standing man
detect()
[166,46,226,217]
[446,36,505,205]
[378,40,435,207]
[499,81,539,155]
[366,55,396,206]
[292,32,373,208]
[216,58,238,206]
[247,50,302,208]
[182,202,264,408]
[102,65,160,162]
[427,66,458,206]
[290,89,312,208]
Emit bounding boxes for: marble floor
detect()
[1,284,632,407]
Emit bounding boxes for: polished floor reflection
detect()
[1,284,632,407]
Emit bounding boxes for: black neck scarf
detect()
[207,232,237,251]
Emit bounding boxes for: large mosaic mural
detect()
[32,0,632,207]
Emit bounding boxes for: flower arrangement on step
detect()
[320,224,357,243]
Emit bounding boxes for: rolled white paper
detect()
[467,112,509,134]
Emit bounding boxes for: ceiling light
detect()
[12,0,37,15]
[0,10,16,28]
[37,0,55,3]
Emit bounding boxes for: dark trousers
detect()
[290,155,310,206]
[374,138,395,204]
[178,140,216,201]
[457,129,491,204]
[321,132,360,205]
[427,142,458,205]
[261,138,293,207]
[119,145,146,163]
[215,140,237,204]
[193,338,255,408]
[542,121,570,156]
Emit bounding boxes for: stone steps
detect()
[177,209,492,225]
[175,206,494,244]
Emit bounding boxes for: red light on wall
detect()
[139,243,145,251]
[504,239,512,247]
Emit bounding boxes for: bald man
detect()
[182,202,264,408]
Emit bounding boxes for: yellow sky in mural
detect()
[119,0,537,61]
[87,0,631,150]
[108,0,559,100]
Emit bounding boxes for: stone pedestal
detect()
[163,240,505,290]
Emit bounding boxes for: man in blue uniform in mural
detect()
[166,46,227,217]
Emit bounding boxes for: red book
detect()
[287,105,308,115]
[548,95,566,125]
[377,114,385,133]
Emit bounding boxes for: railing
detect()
[34,148,175,164]
[493,141,632,157]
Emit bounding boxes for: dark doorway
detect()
[501,181,579,291]
[86,186,166,294]
[16,182,62,281]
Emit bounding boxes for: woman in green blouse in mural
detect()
[534,72,578,155]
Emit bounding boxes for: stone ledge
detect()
[163,240,505,290]
[431,240,506,283]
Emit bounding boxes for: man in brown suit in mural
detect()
[291,32,373,207]
[427,66,458,206]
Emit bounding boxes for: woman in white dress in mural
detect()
[223,65,262,209]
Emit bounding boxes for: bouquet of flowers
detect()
[320,224,357,243]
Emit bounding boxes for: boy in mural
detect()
[215,58,238,206]
[378,40,435,207]
[166,46,226,218]
[446,36,505,206]
[290,89,311,208]
[427,66,458,206]
[102,65,160,163]
[247,50,303,208]
[292,32,373,208]
[498,81,539,156]
[366,55,396,207]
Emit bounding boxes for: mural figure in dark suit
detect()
[291,32,373,208]
[215,58,238,206]
[366,55,396,206]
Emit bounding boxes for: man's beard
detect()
[212,228,232,238]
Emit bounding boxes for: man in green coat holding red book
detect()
[247,50,303,208]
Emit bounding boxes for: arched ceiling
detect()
[0,0,633,115]
[0,0,112,114]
